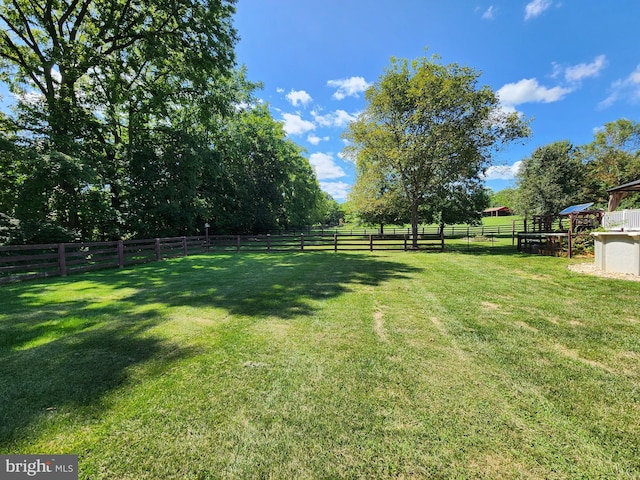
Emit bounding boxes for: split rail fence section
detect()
[0,236,207,284]
[0,232,443,283]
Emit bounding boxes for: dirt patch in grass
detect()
[552,343,616,374]
[481,301,500,310]
[373,308,387,342]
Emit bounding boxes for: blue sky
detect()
[233,0,640,201]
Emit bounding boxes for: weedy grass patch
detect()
[1,250,639,478]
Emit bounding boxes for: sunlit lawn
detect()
[1,249,639,478]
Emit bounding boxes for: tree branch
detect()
[9,0,46,61]
[68,0,92,43]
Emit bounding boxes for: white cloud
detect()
[564,55,607,83]
[313,109,357,128]
[309,152,346,180]
[497,78,572,109]
[276,87,285,93]
[599,65,640,109]
[320,181,351,201]
[286,89,313,107]
[483,161,522,181]
[281,113,316,136]
[327,76,371,100]
[482,6,495,20]
[307,134,330,146]
[525,0,552,20]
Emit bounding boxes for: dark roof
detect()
[607,179,640,193]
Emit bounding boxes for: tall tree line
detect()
[0,0,326,244]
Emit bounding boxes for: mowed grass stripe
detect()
[1,251,639,478]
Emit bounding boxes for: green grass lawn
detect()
[1,249,639,478]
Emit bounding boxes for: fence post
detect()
[369,234,373,252]
[118,240,124,268]
[568,231,573,258]
[267,234,271,253]
[404,234,408,251]
[440,230,445,251]
[182,236,188,256]
[334,233,338,252]
[58,243,67,277]
[300,233,304,251]
[155,238,161,261]
[512,220,516,246]
[237,235,241,253]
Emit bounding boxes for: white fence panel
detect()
[602,209,640,231]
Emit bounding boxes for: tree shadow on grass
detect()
[445,242,523,256]
[97,252,423,319]
[0,299,192,449]
[0,252,421,448]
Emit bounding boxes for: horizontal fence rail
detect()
[291,221,525,239]
[0,232,447,284]
[0,236,208,284]
[209,233,444,253]
[1,222,532,284]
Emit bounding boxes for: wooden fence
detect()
[294,221,525,239]
[0,232,444,284]
[0,236,208,284]
[209,232,443,253]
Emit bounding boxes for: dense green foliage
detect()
[0,0,327,244]
[582,118,640,209]
[344,55,529,246]
[488,187,517,210]
[513,119,640,216]
[515,140,585,216]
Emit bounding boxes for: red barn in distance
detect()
[483,206,512,217]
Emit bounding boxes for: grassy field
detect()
[1,248,639,478]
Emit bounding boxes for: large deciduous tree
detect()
[515,140,586,217]
[343,55,529,248]
[0,0,238,237]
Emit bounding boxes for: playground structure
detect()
[517,203,603,258]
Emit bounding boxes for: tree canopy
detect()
[0,0,327,244]
[344,55,529,246]
[509,119,640,218]
[514,140,586,217]
[582,118,640,208]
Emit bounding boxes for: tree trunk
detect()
[411,203,419,249]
